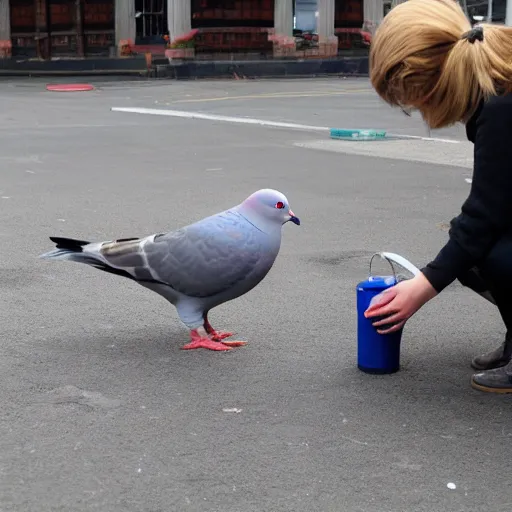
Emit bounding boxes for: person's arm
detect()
[365,96,512,335]
[421,97,512,293]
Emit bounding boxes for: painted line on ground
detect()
[172,89,372,103]
[386,133,460,144]
[0,122,152,132]
[111,107,331,132]
[111,107,461,143]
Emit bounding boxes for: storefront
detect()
[0,0,385,59]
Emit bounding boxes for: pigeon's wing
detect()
[99,213,264,298]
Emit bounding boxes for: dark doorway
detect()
[334,0,364,29]
[191,0,274,28]
[135,0,168,44]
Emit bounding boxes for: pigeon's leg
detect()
[203,313,247,348]
[203,313,234,340]
[177,303,246,351]
[176,303,234,351]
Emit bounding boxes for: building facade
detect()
[0,0,387,59]
[3,0,117,58]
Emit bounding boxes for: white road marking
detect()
[111,107,330,132]
[340,435,369,446]
[387,133,460,144]
[111,107,460,143]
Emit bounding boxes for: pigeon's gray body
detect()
[40,203,283,330]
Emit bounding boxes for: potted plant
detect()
[165,29,198,61]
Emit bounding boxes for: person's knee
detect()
[458,267,489,293]
[478,237,512,289]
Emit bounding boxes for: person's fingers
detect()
[367,288,396,310]
[371,312,403,327]
[376,320,406,334]
[365,300,398,318]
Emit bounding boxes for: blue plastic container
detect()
[356,275,403,374]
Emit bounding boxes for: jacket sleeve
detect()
[421,97,512,293]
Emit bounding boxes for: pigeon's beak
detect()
[288,210,300,226]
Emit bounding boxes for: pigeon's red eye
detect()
[275,201,285,209]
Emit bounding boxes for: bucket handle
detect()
[369,252,398,281]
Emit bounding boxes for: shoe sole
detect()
[470,358,511,371]
[471,379,512,394]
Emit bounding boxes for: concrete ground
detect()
[1,77,510,512]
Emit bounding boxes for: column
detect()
[317,0,335,40]
[506,0,512,25]
[168,0,192,41]
[0,0,10,58]
[363,0,384,34]
[0,0,10,41]
[35,0,49,60]
[115,0,136,46]
[317,0,337,57]
[76,0,84,58]
[274,0,294,36]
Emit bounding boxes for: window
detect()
[135,0,168,42]
[201,0,235,7]
[191,0,273,28]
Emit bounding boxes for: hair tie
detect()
[461,26,484,44]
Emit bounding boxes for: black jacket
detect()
[421,94,512,292]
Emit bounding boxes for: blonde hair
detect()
[370,0,512,128]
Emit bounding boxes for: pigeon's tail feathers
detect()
[40,237,139,282]
[39,237,94,261]
[49,236,91,252]
[40,237,99,264]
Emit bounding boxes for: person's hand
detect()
[364,273,438,334]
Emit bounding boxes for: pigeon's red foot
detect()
[181,336,231,351]
[181,330,245,351]
[209,330,234,341]
[219,340,248,347]
[181,329,247,351]
[208,330,247,347]
[203,318,246,346]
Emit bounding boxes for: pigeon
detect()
[39,189,300,351]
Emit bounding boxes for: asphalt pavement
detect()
[1,77,511,512]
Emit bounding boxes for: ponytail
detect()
[370,0,512,129]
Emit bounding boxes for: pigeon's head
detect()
[240,189,300,228]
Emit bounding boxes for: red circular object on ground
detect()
[46,83,94,92]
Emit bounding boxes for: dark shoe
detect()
[471,336,512,371]
[471,361,512,393]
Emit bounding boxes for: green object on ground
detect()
[330,128,387,141]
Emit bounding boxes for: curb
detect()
[0,69,148,78]
[0,56,149,78]
[159,56,369,80]
[0,56,369,80]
